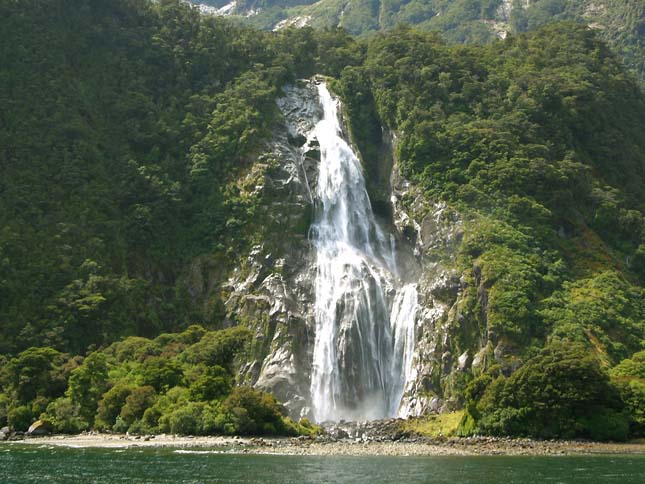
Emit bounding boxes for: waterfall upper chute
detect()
[309,83,418,422]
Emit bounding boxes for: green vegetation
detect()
[610,350,645,437]
[460,343,629,440]
[0,326,319,436]
[0,0,357,355]
[231,0,644,86]
[403,411,464,437]
[338,23,643,345]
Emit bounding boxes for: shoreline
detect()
[5,434,645,456]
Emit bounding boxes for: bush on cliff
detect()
[611,350,645,437]
[461,342,630,440]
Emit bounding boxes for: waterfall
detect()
[309,83,418,422]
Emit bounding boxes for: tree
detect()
[95,384,134,431]
[120,385,158,427]
[220,386,290,436]
[67,352,109,426]
[141,356,184,392]
[611,350,645,437]
[1,347,68,406]
[188,365,231,401]
[463,342,629,440]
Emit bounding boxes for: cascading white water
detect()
[309,83,418,422]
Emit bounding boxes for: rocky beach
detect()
[5,432,645,457]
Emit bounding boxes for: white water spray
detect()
[309,83,418,422]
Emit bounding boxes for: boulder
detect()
[27,420,53,436]
[0,425,14,441]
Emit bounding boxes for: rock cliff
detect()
[221,79,493,420]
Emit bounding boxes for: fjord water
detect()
[2,445,645,483]
[309,84,418,422]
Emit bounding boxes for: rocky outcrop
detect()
[388,157,468,415]
[27,420,53,436]
[0,426,13,441]
[223,78,489,421]
[224,80,322,418]
[323,419,410,442]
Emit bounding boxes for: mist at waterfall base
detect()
[309,84,419,423]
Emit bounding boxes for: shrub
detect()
[220,386,290,436]
[612,350,645,378]
[183,327,251,369]
[462,341,629,440]
[108,337,161,363]
[95,384,133,431]
[0,393,8,427]
[188,365,230,402]
[162,402,206,435]
[201,404,225,434]
[8,405,33,431]
[120,386,157,427]
[2,347,68,405]
[611,351,645,436]
[66,352,109,426]
[43,397,87,434]
[140,357,184,392]
[141,406,163,432]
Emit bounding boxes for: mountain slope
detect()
[0,0,643,439]
[194,0,644,84]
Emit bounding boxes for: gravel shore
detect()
[9,434,645,456]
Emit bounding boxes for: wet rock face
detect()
[225,80,481,421]
[389,152,470,415]
[224,80,323,419]
[273,81,323,198]
[390,148,518,414]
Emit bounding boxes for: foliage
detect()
[95,384,134,431]
[0,0,325,355]
[42,398,87,434]
[140,357,184,392]
[182,326,251,369]
[66,352,109,425]
[334,26,644,386]
[610,351,645,436]
[188,365,231,402]
[7,406,34,432]
[120,386,158,427]
[232,0,644,86]
[403,411,464,437]
[0,393,8,427]
[540,272,645,363]
[0,348,67,407]
[342,21,644,440]
[219,386,290,436]
[460,342,630,440]
[0,326,307,436]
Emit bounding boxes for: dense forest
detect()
[0,0,643,439]
[196,0,644,86]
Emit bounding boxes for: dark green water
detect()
[1,445,644,483]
